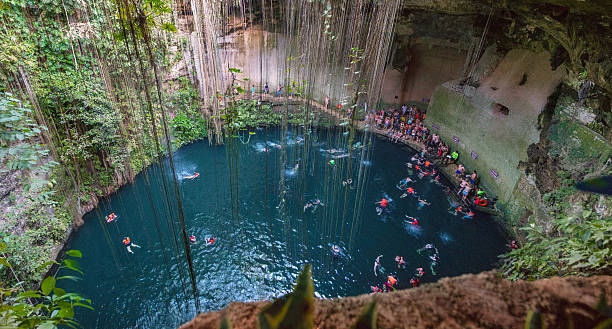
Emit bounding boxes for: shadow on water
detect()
[59,127,508,328]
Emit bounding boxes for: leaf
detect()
[594,291,611,317]
[53,287,66,297]
[524,310,544,329]
[41,277,56,296]
[592,319,612,329]
[350,300,377,329]
[258,264,314,329]
[63,259,83,274]
[65,250,82,258]
[17,291,41,299]
[218,316,232,329]
[37,322,57,329]
[36,260,58,271]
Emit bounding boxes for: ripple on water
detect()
[59,128,508,329]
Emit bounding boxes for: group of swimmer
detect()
[370,249,431,294]
[304,199,324,213]
[108,210,215,254]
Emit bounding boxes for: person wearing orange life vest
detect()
[122,237,141,254]
[205,237,215,246]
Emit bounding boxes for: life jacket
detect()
[194,173,200,178]
[456,206,462,212]
[467,212,475,217]
[425,161,430,167]
[189,236,196,243]
[387,276,397,285]
[415,165,420,170]
[407,187,414,193]
[411,220,419,225]
[209,237,215,244]
[123,237,131,246]
[380,199,388,206]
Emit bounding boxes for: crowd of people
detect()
[364,104,490,209]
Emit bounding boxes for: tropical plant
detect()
[500,214,611,280]
[0,95,55,173]
[0,247,93,328]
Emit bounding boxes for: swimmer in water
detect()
[370,285,382,294]
[331,245,341,256]
[416,267,425,277]
[395,256,406,269]
[329,159,336,166]
[400,187,416,198]
[189,235,196,243]
[105,213,117,223]
[405,215,419,225]
[313,199,324,206]
[183,173,200,179]
[122,237,141,254]
[374,255,383,276]
[304,202,313,212]
[342,178,353,186]
[205,237,215,245]
[463,210,475,219]
[418,198,430,207]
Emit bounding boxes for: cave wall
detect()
[425,49,563,207]
[381,44,466,104]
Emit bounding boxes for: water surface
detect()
[61,127,507,328]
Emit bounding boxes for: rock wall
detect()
[425,49,563,215]
[180,271,612,329]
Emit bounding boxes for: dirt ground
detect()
[179,271,612,329]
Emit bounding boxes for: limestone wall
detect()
[425,49,563,207]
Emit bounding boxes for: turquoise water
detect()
[60,127,508,328]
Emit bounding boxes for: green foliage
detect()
[0,245,92,328]
[524,310,544,329]
[351,300,378,329]
[218,316,231,329]
[259,264,314,329]
[169,79,208,147]
[500,214,611,280]
[0,95,51,172]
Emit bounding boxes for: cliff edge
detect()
[180,271,611,329]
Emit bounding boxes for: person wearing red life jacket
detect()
[122,237,141,254]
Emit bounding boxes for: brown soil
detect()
[180,271,612,329]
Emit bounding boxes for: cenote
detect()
[60,127,507,328]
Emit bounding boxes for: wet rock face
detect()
[180,272,612,329]
[525,142,560,195]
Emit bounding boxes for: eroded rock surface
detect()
[180,272,611,329]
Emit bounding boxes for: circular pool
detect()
[60,127,508,328]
